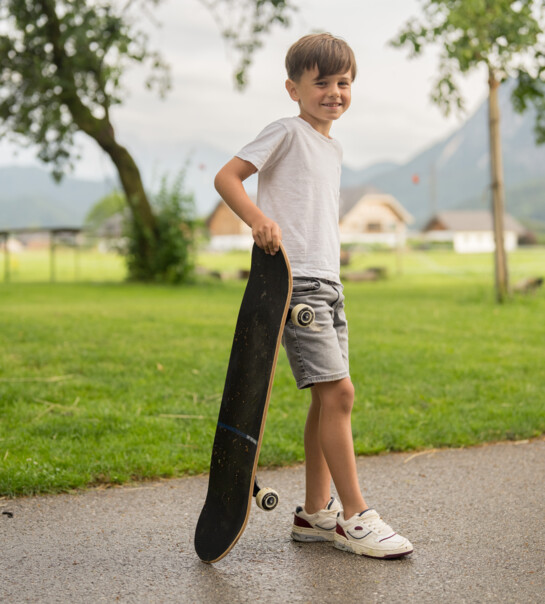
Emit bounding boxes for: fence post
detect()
[2,233,10,283]
[50,230,56,283]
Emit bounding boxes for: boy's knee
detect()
[337,380,355,414]
[317,379,354,415]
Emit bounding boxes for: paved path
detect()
[1,439,544,603]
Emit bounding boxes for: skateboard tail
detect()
[194,244,292,563]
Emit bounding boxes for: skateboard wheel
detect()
[291,304,315,328]
[256,487,279,511]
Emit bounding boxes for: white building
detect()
[339,188,413,247]
[423,211,525,254]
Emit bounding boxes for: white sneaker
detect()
[292,496,342,542]
[334,509,413,558]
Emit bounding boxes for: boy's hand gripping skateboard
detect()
[194,243,315,563]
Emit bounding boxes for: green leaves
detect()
[1,0,294,176]
[124,170,196,284]
[0,1,168,176]
[199,0,295,89]
[390,0,545,118]
[512,69,545,143]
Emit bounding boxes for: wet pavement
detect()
[1,438,544,603]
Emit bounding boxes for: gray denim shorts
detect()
[281,278,350,389]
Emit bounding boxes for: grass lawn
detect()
[2,247,127,283]
[1,247,544,496]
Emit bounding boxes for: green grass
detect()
[1,247,126,283]
[1,247,544,496]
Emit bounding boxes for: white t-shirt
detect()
[236,116,343,283]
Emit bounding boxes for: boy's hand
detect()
[251,217,282,255]
[214,157,281,254]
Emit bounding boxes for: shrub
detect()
[124,171,195,284]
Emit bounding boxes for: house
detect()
[422,210,526,254]
[206,200,253,251]
[207,187,414,251]
[339,187,414,247]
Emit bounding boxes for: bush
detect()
[125,171,196,284]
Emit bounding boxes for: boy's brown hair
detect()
[285,33,357,82]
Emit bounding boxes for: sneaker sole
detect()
[334,535,413,558]
[292,527,336,542]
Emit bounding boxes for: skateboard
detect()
[194,243,316,563]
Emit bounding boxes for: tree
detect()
[0,0,294,281]
[391,0,545,303]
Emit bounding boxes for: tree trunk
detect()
[87,120,159,271]
[487,70,509,303]
[94,123,157,233]
[65,97,158,270]
[103,138,158,269]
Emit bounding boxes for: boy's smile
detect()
[285,66,352,137]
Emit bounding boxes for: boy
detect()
[214,33,413,558]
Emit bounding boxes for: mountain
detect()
[0,166,114,229]
[341,161,400,188]
[0,142,233,229]
[342,81,545,227]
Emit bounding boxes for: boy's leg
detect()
[303,387,332,514]
[283,280,365,514]
[310,377,367,520]
[301,376,413,557]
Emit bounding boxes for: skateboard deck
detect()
[194,242,292,563]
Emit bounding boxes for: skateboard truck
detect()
[253,480,279,511]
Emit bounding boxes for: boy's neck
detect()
[297,113,333,138]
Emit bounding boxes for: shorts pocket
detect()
[292,278,321,295]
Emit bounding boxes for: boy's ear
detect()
[285,79,300,102]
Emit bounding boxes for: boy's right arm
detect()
[214,157,282,255]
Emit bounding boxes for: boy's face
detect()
[285,66,352,136]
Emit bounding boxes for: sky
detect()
[0,0,490,181]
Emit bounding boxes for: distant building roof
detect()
[340,189,414,225]
[339,185,381,217]
[423,210,525,234]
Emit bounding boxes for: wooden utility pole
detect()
[488,70,509,303]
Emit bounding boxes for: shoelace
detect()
[359,512,393,535]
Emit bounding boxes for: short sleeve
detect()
[236,121,290,172]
